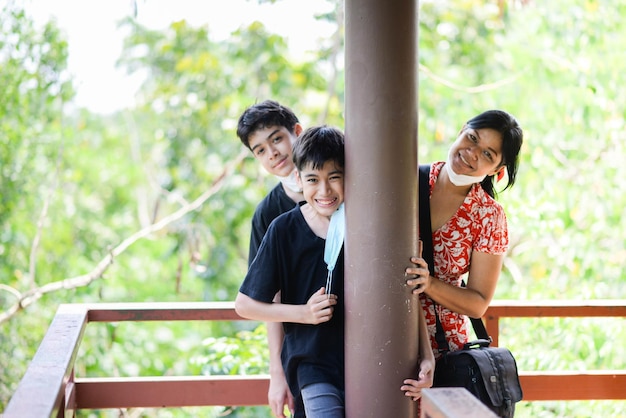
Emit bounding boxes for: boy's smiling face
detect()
[248,125,300,177]
[297,160,344,218]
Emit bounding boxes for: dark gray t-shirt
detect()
[248,182,299,266]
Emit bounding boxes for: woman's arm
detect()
[405,251,503,318]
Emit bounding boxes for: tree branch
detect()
[418,63,527,93]
[0,148,249,326]
[28,140,63,290]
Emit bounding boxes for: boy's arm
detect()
[267,320,294,418]
[266,291,294,418]
[235,288,337,324]
[417,299,435,380]
[267,292,286,375]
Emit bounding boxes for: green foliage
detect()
[0,2,75,404]
[112,17,334,305]
[190,325,273,417]
[416,0,626,303]
[0,2,73,265]
[416,1,626,415]
[1,2,335,414]
[190,324,269,376]
[1,0,625,416]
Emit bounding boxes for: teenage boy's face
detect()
[296,160,345,218]
[248,125,301,177]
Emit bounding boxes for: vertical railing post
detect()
[485,315,500,347]
[344,0,419,416]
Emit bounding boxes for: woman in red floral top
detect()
[401,109,523,398]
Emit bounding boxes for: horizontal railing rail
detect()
[485,300,626,401]
[3,300,626,417]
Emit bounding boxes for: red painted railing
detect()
[3,300,626,417]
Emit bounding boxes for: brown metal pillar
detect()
[344,0,419,417]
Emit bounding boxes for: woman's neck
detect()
[437,166,472,197]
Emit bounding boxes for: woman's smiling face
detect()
[448,127,504,177]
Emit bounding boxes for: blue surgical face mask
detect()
[324,203,345,297]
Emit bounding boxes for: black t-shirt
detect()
[239,205,345,398]
[248,182,299,266]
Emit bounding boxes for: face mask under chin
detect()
[277,169,302,193]
[445,152,486,187]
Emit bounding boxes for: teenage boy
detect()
[237,100,304,417]
[235,126,346,418]
[237,100,304,263]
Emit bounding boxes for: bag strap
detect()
[418,164,435,276]
[418,165,449,351]
[418,164,491,350]
[462,282,491,341]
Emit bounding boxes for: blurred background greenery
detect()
[1,0,624,416]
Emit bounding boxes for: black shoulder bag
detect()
[418,164,523,418]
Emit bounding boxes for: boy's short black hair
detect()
[236,100,300,150]
[292,125,345,171]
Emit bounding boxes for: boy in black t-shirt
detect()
[237,100,305,417]
[237,100,305,264]
[236,126,346,418]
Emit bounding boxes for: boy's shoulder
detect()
[262,205,316,247]
[266,203,304,232]
[253,182,297,224]
[256,181,287,207]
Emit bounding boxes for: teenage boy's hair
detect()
[292,125,345,171]
[236,100,300,150]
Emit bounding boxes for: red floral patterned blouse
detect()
[420,161,509,358]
